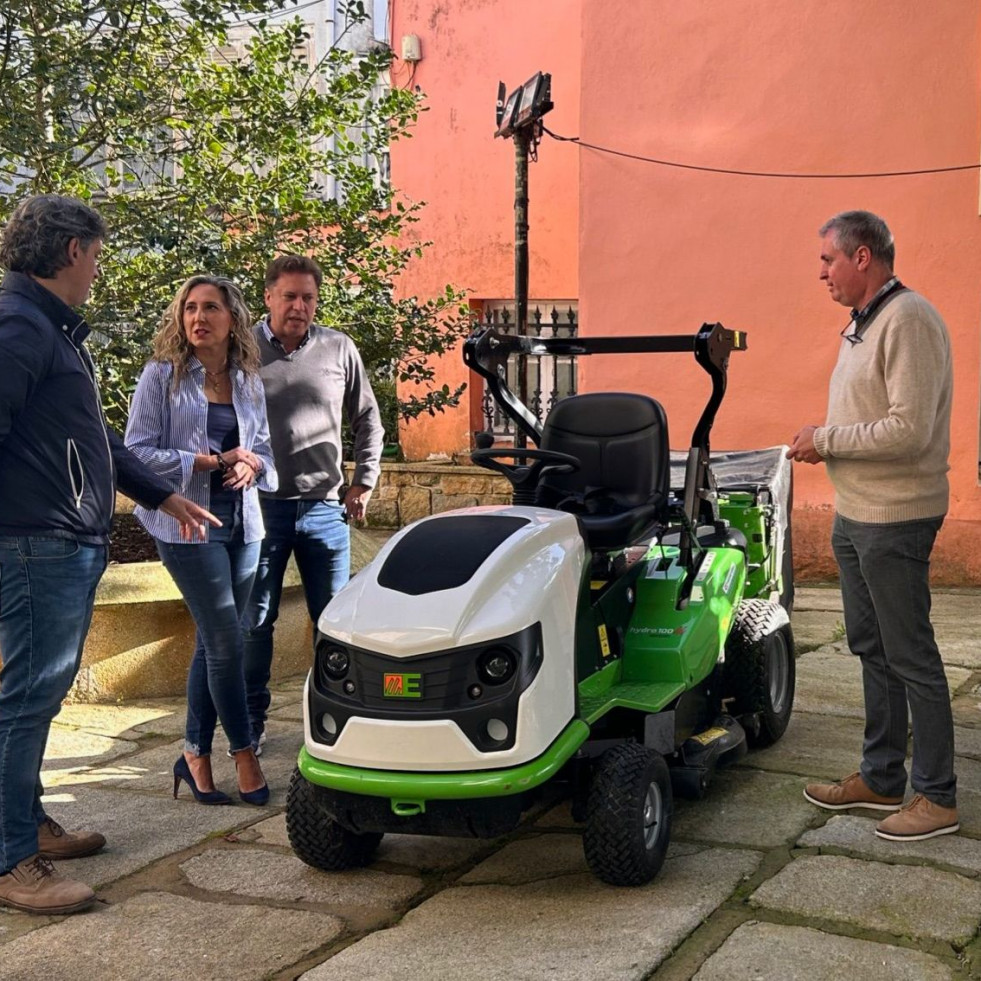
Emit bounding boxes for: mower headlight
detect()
[477,647,517,685]
[322,646,350,680]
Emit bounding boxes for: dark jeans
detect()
[242,498,350,735]
[0,536,107,873]
[156,498,260,756]
[832,513,956,808]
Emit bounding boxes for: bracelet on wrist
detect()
[216,453,230,474]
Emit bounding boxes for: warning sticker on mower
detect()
[694,552,715,582]
[690,726,729,746]
[598,624,611,657]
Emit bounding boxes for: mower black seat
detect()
[536,392,670,551]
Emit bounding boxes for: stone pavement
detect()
[4,586,981,981]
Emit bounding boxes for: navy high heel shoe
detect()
[173,755,232,805]
[232,749,269,807]
[238,784,270,807]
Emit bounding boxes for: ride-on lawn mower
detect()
[286,322,795,886]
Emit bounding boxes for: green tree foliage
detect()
[0,0,469,440]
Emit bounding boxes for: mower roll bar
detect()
[463,322,748,566]
[463,321,746,455]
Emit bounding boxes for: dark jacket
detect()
[0,271,171,544]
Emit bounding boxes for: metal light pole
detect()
[513,129,530,445]
[494,72,553,449]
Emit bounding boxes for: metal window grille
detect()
[479,300,578,441]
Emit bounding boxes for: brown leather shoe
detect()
[37,817,106,860]
[0,854,95,915]
[803,771,904,811]
[875,794,959,841]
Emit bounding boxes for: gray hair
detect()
[819,210,895,271]
[0,195,107,278]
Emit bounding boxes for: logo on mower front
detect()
[383,673,423,698]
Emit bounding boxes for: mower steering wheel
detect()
[471,447,581,494]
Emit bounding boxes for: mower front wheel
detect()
[583,743,673,887]
[286,767,383,871]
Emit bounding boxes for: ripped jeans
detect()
[156,499,260,757]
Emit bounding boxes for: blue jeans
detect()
[0,536,107,873]
[156,499,260,757]
[832,513,956,808]
[243,499,350,735]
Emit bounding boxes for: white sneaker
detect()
[227,731,265,759]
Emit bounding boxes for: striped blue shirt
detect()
[124,358,278,543]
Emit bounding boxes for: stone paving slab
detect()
[794,587,845,613]
[127,701,187,738]
[694,921,952,981]
[37,787,260,888]
[673,768,813,848]
[301,845,761,981]
[795,649,970,720]
[0,891,340,981]
[750,854,981,945]
[790,611,843,652]
[955,725,981,759]
[246,813,490,871]
[180,846,423,909]
[949,788,981,838]
[52,702,179,739]
[798,814,981,874]
[268,700,305,722]
[268,677,305,705]
[953,755,981,795]
[743,711,866,780]
[40,727,136,776]
[793,647,864,718]
[460,833,587,884]
[952,692,981,728]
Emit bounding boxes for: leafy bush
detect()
[0,0,469,440]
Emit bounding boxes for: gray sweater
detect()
[255,319,383,500]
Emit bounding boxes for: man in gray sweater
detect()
[788,210,957,842]
[243,254,383,751]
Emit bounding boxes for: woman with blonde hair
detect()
[126,275,277,805]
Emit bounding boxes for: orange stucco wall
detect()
[390,0,580,460]
[389,1,981,577]
[578,0,981,525]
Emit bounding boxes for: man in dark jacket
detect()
[0,194,217,915]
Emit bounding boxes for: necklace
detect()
[204,363,229,393]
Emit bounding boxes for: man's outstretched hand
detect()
[159,494,221,541]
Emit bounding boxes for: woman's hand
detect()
[220,446,262,473]
[222,460,256,491]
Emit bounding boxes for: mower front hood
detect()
[318,505,585,657]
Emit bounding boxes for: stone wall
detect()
[359,462,511,528]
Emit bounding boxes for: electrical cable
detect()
[541,126,981,180]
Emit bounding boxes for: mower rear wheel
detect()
[583,743,673,887]
[725,599,795,748]
[286,767,383,871]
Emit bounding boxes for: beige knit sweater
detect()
[812,290,952,524]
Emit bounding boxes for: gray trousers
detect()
[832,513,956,808]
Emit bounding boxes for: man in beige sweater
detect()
[788,210,957,841]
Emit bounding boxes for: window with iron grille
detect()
[478,300,578,441]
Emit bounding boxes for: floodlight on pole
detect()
[494,72,552,139]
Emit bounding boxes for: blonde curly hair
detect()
[152,275,260,382]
